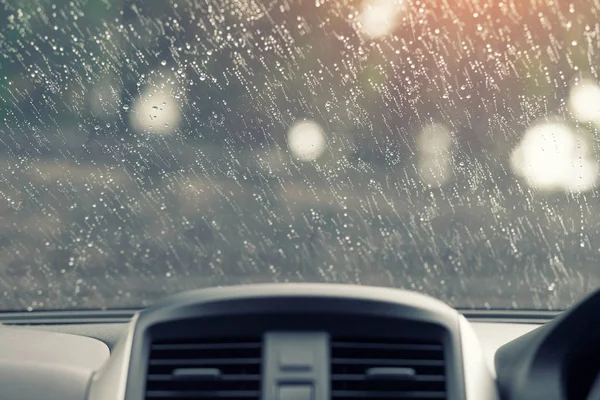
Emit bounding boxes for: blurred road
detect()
[0,133,597,311]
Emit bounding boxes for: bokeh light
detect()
[358,0,405,39]
[569,79,600,124]
[417,123,453,187]
[510,121,598,192]
[130,77,182,136]
[287,120,327,162]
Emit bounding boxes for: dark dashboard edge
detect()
[0,308,558,325]
[0,309,137,325]
[460,309,560,323]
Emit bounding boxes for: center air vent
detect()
[331,337,446,400]
[145,338,262,400]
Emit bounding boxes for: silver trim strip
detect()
[459,315,499,400]
[87,312,138,400]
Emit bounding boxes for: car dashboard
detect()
[1,283,594,400]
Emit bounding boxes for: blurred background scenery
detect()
[1,0,600,310]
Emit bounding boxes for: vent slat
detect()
[332,343,443,351]
[332,358,444,367]
[146,390,260,398]
[332,374,445,382]
[149,358,261,366]
[332,390,446,399]
[148,374,261,382]
[152,343,261,351]
[331,338,446,400]
[146,339,262,400]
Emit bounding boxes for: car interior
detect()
[0,283,597,400]
[1,0,599,399]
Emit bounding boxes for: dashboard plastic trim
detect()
[459,316,499,400]
[85,284,503,400]
[0,308,559,326]
[87,313,138,400]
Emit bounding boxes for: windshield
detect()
[1,0,598,311]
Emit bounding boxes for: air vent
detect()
[145,337,262,400]
[331,337,446,400]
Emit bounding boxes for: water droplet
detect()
[94,125,100,130]
[122,104,130,110]
[161,60,167,66]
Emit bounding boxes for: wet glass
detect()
[0,0,599,310]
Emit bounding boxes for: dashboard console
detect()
[87,283,496,400]
[15,282,600,400]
